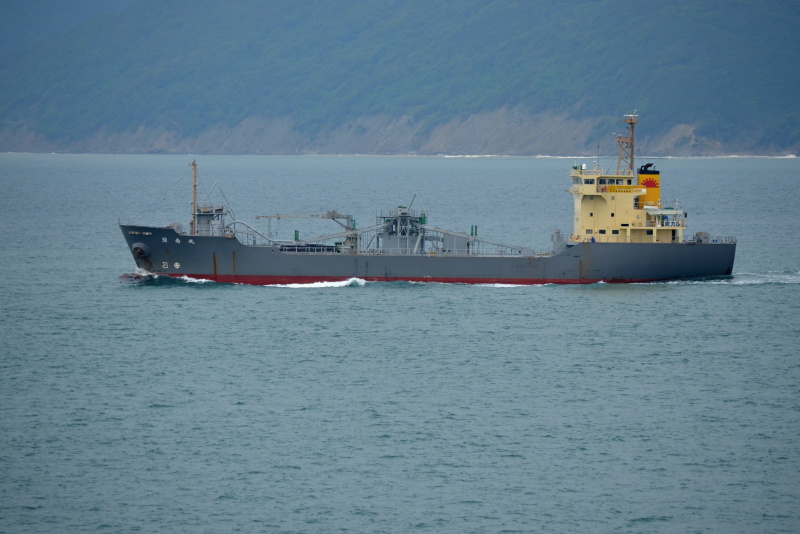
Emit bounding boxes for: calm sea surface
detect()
[1,154,799,533]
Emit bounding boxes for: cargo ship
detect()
[120,115,736,284]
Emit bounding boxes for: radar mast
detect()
[190,160,198,235]
[616,113,638,174]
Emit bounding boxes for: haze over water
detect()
[1,154,798,533]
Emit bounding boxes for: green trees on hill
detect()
[1,0,798,152]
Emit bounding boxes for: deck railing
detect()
[570,234,737,244]
[571,169,635,177]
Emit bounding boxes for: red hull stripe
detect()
[168,274,658,285]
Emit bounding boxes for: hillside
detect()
[1,0,798,155]
[0,0,133,53]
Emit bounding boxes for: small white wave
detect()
[726,271,800,285]
[270,277,366,288]
[663,271,800,286]
[177,275,214,284]
[119,271,215,284]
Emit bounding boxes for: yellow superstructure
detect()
[569,114,686,244]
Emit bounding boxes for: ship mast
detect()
[190,160,198,235]
[616,113,638,174]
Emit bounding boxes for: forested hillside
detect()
[0,0,133,53]
[1,0,798,155]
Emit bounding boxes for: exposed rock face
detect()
[0,110,786,156]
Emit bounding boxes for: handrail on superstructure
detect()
[420,225,528,255]
[226,220,273,244]
[570,168,634,177]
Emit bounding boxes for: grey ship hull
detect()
[121,224,736,284]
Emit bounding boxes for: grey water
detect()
[1,153,798,533]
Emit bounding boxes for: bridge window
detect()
[583,179,595,184]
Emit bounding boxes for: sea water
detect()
[0,153,798,533]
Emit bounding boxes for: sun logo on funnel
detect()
[641,177,659,188]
